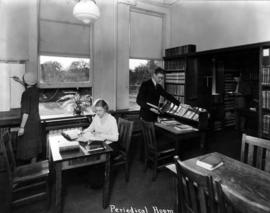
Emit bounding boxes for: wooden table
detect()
[48,133,112,213]
[155,122,205,154]
[183,152,270,213]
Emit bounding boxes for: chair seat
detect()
[158,148,175,155]
[13,160,49,184]
[157,142,175,156]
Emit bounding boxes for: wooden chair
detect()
[174,155,216,213]
[141,121,175,181]
[0,131,50,212]
[241,134,270,172]
[112,118,134,182]
[214,180,236,213]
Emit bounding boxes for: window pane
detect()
[39,88,92,118]
[129,59,163,109]
[40,55,90,83]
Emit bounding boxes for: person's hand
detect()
[78,131,85,137]
[18,127,24,136]
[150,108,160,114]
[11,76,24,84]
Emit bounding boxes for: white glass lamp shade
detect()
[73,0,100,24]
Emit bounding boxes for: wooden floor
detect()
[0,127,242,213]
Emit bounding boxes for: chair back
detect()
[141,121,157,151]
[174,156,215,213]
[241,134,270,172]
[0,131,14,181]
[118,118,134,153]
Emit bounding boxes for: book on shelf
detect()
[263,114,270,136]
[166,84,185,96]
[165,60,186,70]
[196,155,224,171]
[177,96,185,103]
[262,91,270,109]
[262,67,270,85]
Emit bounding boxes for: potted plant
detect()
[57,92,92,116]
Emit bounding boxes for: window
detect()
[38,0,91,88]
[39,55,91,87]
[129,59,163,109]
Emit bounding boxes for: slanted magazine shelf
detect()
[159,101,208,131]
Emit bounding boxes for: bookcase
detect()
[164,41,270,136]
[164,45,197,104]
[260,46,270,139]
[164,58,186,103]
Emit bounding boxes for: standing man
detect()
[136,67,180,122]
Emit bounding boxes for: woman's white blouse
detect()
[84,113,119,142]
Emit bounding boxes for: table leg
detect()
[103,153,111,208]
[200,132,206,149]
[175,137,181,157]
[53,162,62,213]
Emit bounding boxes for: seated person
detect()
[81,99,119,188]
[82,99,119,144]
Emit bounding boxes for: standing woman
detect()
[17,72,41,164]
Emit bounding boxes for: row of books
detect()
[175,96,185,103]
[166,84,185,96]
[262,91,270,109]
[165,72,185,78]
[224,72,236,127]
[165,79,185,84]
[263,114,270,136]
[165,45,196,57]
[164,60,185,71]
[249,71,259,81]
[262,67,270,85]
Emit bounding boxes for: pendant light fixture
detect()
[73,0,100,24]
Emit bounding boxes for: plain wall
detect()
[170,1,270,51]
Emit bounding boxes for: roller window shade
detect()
[39,20,90,57]
[39,0,90,57]
[130,11,164,59]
